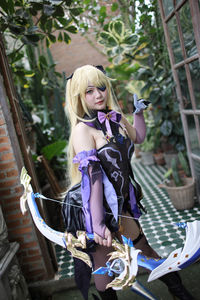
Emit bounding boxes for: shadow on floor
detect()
[52,261,200,300]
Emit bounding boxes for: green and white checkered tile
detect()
[55,161,200,278]
[133,161,200,258]
[55,245,74,279]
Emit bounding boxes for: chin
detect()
[96,103,106,110]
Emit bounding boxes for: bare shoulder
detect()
[72,122,90,135]
[72,122,95,153]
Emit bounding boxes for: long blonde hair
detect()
[65,65,119,187]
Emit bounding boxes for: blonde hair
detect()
[65,65,119,187]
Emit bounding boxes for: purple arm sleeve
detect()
[89,166,106,238]
[73,149,106,238]
[133,112,146,144]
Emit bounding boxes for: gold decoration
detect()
[64,231,92,268]
[106,239,141,290]
[20,167,32,215]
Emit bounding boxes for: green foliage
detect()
[178,151,191,177]
[171,157,183,186]
[99,20,142,65]
[164,151,191,186]
[140,136,155,152]
[18,45,69,183]
[139,66,185,152]
[41,140,67,161]
[95,2,186,153]
[0,0,82,50]
[0,0,77,185]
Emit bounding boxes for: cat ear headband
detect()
[66,65,106,81]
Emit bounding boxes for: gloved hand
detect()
[133,93,150,114]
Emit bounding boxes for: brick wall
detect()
[50,32,109,76]
[0,101,49,282]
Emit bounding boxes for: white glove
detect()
[133,94,150,114]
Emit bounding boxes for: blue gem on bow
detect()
[175,222,187,229]
[93,259,125,277]
[122,235,134,247]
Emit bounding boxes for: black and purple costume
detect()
[62,110,144,239]
[62,109,195,300]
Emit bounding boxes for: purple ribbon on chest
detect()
[97,111,121,136]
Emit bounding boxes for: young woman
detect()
[63,65,194,300]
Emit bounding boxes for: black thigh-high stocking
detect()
[91,244,118,299]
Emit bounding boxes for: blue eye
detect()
[98,86,106,92]
[86,90,93,94]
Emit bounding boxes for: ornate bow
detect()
[20,167,92,267]
[97,111,121,136]
[20,167,200,299]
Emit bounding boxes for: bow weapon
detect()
[20,167,200,299]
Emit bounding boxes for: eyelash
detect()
[86,90,93,94]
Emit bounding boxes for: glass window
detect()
[163,0,174,17]
[177,66,192,109]
[189,60,200,109]
[178,2,197,58]
[176,0,182,6]
[192,158,200,198]
[187,115,200,156]
[167,16,183,63]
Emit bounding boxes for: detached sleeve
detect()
[89,165,106,238]
[73,149,106,238]
[133,112,146,144]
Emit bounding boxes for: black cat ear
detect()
[95,65,106,74]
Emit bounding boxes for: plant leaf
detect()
[41,140,67,161]
[160,120,173,136]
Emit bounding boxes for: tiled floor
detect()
[55,161,200,279]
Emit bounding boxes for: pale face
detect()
[84,82,107,110]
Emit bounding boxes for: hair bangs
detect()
[72,65,108,99]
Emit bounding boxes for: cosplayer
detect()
[62,65,194,300]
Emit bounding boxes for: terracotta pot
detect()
[153,152,166,165]
[134,146,141,158]
[159,177,195,210]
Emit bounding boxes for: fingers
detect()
[66,233,73,246]
[94,233,103,245]
[133,93,138,103]
[106,232,112,247]
[94,231,112,247]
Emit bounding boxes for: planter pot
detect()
[140,151,154,166]
[134,146,141,158]
[159,177,195,210]
[153,152,166,165]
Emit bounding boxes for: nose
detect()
[95,88,101,98]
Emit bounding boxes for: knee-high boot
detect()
[94,288,118,300]
[159,272,195,300]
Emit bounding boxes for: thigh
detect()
[91,244,114,291]
[116,212,160,259]
[117,211,143,240]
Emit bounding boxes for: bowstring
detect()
[34,193,190,229]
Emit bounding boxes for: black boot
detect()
[97,288,118,300]
[159,272,195,300]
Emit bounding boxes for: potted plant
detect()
[152,128,166,165]
[153,149,166,165]
[140,136,155,165]
[159,152,195,210]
